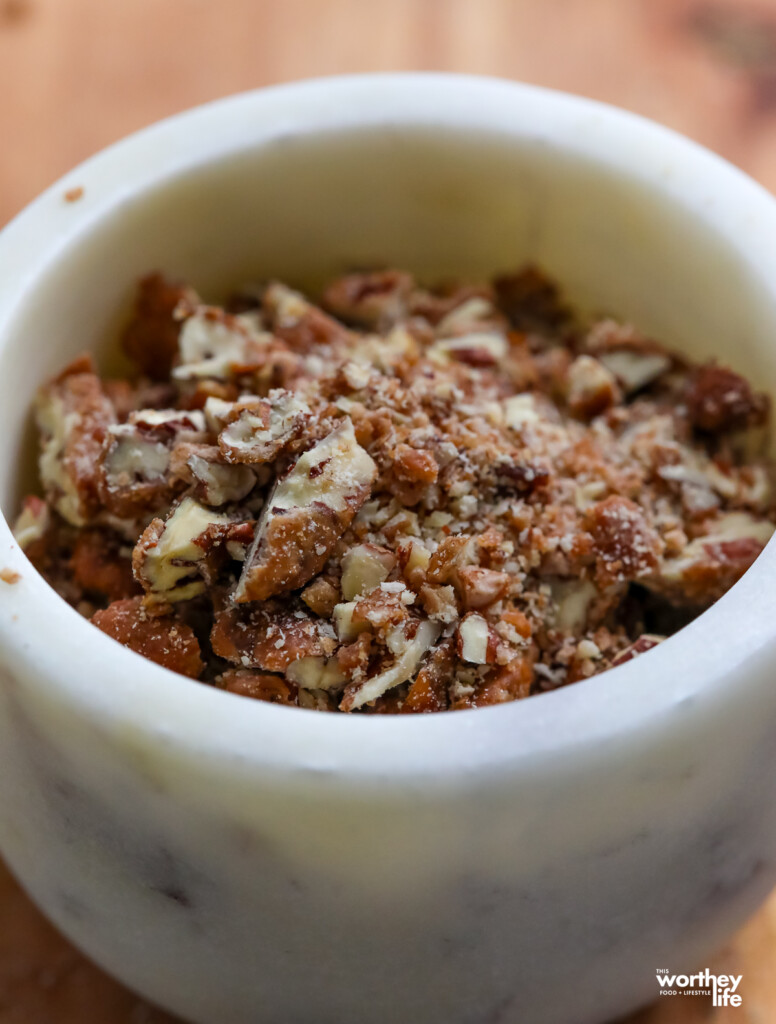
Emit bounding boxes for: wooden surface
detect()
[3,0,776,1020]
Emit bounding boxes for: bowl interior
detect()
[2,121,776,513]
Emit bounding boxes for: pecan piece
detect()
[340,544,395,600]
[644,511,774,606]
[403,638,455,713]
[610,634,664,667]
[567,355,621,419]
[211,602,336,672]
[340,618,441,711]
[133,497,230,603]
[122,273,198,379]
[685,363,769,433]
[218,389,310,464]
[173,307,272,380]
[100,409,206,518]
[218,669,299,705]
[456,612,498,664]
[70,529,138,601]
[35,355,116,526]
[92,597,203,678]
[234,418,377,602]
[584,496,661,586]
[321,270,413,329]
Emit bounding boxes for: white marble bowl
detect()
[1,75,776,1024]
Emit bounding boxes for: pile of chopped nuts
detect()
[16,266,776,712]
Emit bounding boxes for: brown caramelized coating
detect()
[92,598,203,678]
[218,669,299,705]
[70,530,139,602]
[122,273,196,379]
[685,363,769,433]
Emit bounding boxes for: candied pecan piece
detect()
[12,495,51,553]
[340,618,441,711]
[92,597,203,678]
[644,511,774,606]
[409,284,495,326]
[264,282,351,353]
[585,320,671,393]
[173,306,272,380]
[218,669,299,705]
[456,613,499,664]
[455,566,510,610]
[351,584,412,633]
[493,266,570,330]
[100,408,206,518]
[218,390,310,464]
[170,442,256,507]
[234,418,377,602]
[495,456,550,495]
[211,602,336,672]
[584,496,661,586]
[429,332,508,367]
[610,634,664,667]
[133,497,230,604]
[403,638,455,713]
[70,529,138,601]
[35,355,116,526]
[461,657,533,708]
[426,535,475,585]
[122,273,197,379]
[301,576,340,617]
[340,544,395,600]
[286,656,345,691]
[567,355,621,419]
[685,363,769,433]
[336,632,375,678]
[389,444,439,506]
[321,270,413,329]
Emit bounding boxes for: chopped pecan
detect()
[122,273,198,379]
[12,495,51,552]
[321,270,413,329]
[173,307,271,380]
[70,529,138,601]
[100,409,206,518]
[644,511,774,605]
[35,356,116,526]
[567,355,621,419]
[234,418,377,602]
[456,612,498,664]
[340,544,395,600]
[174,443,256,506]
[467,657,533,707]
[493,266,570,330]
[211,602,336,672]
[219,669,299,705]
[301,576,340,617]
[403,638,455,713]
[685,363,768,433]
[264,282,351,353]
[133,497,230,603]
[92,597,203,678]
[610,634,664,667]
[455,566,510,610]
[389,444,439,505]
[584,496,661,586]
[218,390,310,464]
[340,618,441,711]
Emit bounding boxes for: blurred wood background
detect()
[3,0,776,1020]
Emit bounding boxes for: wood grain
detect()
[3,0,776,1020]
